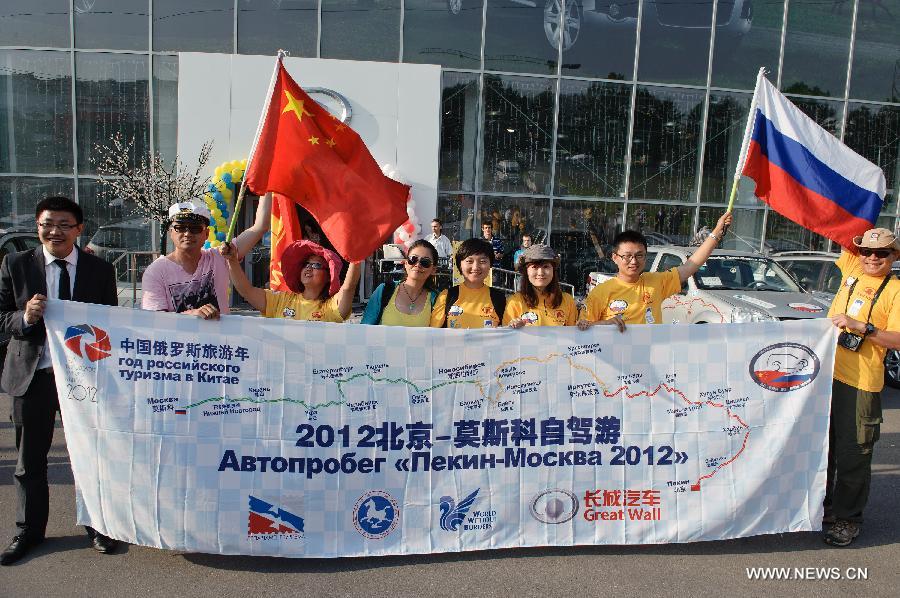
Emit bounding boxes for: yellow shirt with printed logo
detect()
[263,290,344,323]
[827,251,900,392]
[503,292,578,327]
[430,285,501,329]
[581,269,681,325]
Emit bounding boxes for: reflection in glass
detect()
[550,199,622,293]
[75,0,148,50]
[78,177,139,249]
[404,0,482,69]
[701,91,751,204]
[439,72,480,192]
[153,56,179,167]
[636,0,714,86]
[321,0,401,62]
[699,205,764,252]
[481,75,556,194]
[436,192,476,242]
[0,1,70,48]
[238,0,318,57]
[710,0,778,90]
[787,96,844,137]
[780,0,852,97]
[0,51,73,174]
[484,0,559,74]
[554,80,631,198]
[764,210,830,252]
[0,176,75,230]
[626,202,696,246]
[558,1,637,79]
[849,4,900,103]
[476,195,550,266]
[153,0,234,53]
[75,53,150,174]
[843,103,899,214]
[629,86,704,201]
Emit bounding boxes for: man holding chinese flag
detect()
[244,57,411,266]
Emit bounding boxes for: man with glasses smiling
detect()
[579,212,731,329]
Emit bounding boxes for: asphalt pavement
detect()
[1,388,898,597]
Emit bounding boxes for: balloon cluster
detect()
[383,163,419,248]
[202,159,248,249]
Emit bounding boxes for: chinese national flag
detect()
[269,193,303,292]
[244,59,410,263]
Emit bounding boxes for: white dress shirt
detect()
[30,246,78,369]
[428,233,453,259]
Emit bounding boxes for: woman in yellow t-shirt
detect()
[361,239,440,326]
[222,239,360,322]
[503,244,580,328]
[431,237,506,328]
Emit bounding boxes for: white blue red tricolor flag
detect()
[741,74,886,248]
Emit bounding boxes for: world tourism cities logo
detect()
[353,491,400,539]
[749,342,820,392]
[582,488,662,522]
[64,323,112,362]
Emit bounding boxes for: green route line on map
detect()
[334,372,484,400]
[181,396,345,411]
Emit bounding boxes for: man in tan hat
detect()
[824,227,900,546]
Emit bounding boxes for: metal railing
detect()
[489,266,576,297]
[110,250,159,307]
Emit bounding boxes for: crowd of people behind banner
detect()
[1,194,899,566]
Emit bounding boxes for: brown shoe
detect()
[824,519,860,547]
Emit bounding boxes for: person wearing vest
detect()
[361,239,439,326]
[431,238,506,329]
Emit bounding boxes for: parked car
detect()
[0,229,42,376]
[85,218,153,261]
[547,229,609,296]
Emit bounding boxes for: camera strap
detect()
[843,275,891,324]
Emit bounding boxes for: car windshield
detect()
[694,256,802,292]
[90,226,151,249]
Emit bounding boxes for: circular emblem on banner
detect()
[749,342,820,392]
[788,302,823,313]
[63,324,111,362]
[609,300,628,314]
[353,491,400,539]
[530,489,578,524]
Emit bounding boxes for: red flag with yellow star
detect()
[269,193,303,292]
[244,59,410,263]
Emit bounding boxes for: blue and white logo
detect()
[353,491,400,539]
[439,488,480,532]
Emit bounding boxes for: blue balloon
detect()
[213,191,224,202]
[215,232,226,241]
[203,241,211,249]
[221,173,232,184]
[220,210,229,219]
[207,183,217,193]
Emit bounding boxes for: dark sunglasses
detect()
[859,248,894,259]
[407,255,434,268]
[172,223,206,234]
[301,262,326,271]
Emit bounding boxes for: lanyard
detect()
[843,275,891,325]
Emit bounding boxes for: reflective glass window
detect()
[849,2,900,102]
[636,0,713,86]
[787,96,844,137]
[710,0,778,90]
[440,72,480,192]
[700,91,751,204]
[404,0,482,69]
[75,53,150,174]
[153,55,178,166]
[559,0,637,79]
[699,205,764,252]
[153,1,234,53]
[74,0,149,51]
[629,85,704,202]
[238,0,318,57]
[626,202,696,246]
[780,0,852,97]
[437,192,476,242]
[0,176,75,231]
[0,50,73,174]
[554,79,631,198]
[843,103,899,215]
[764,210,830,252]
[78,177,152,251]
[481,75,556,194]
[321,0,401,62]
[484,0,559,74]
[0,1,70,48]
[476,195,550,269]
[550,199,622,294]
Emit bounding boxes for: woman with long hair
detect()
[361,239,439,326]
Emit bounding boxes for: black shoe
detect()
[91,533,117,554]
[0,534,42,566]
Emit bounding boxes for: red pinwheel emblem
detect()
[63,324,112,362]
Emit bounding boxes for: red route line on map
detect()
[662,296,727,323]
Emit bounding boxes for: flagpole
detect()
[225,50,286,244]
[726,67,766,212]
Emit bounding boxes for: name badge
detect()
[483,319,494,328]
[645,307,655,324]
[847,298,865,317]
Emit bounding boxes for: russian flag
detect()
[741,74,886,248]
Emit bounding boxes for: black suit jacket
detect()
[0,246,118,396]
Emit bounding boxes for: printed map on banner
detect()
[44,301,836,558]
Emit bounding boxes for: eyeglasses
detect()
[407,255,434,268]
[859,248,894,259]
[172,223,206,234]
[615,252,646,262]
[37,222,78,232]
[301,262,326,271]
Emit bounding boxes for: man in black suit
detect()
[0,196,119,565]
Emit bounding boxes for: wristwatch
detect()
[864,323,876,336]
[708,231,720,242]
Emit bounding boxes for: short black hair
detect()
[431,218,442,226]
[612,230,647,252]
[481,221,493,228]
[35,196,83,224]
[455,237,494,271]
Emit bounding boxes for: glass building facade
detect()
[1,1,898,293]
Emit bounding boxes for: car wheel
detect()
[884,349,900,389]
[544,0,581,52]
[447,0,462,15]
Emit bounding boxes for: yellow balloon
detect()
[215,181,227,192]
[210,240,221,248]
[240,159,247,168]
[230,168,243,181]
[214,166,224,177]
[221,187,232,199]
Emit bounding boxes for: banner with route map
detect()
[44,301,836,557]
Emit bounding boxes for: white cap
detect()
[168,201,211,223]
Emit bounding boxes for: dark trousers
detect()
[824,379,882,523]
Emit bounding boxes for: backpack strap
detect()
[376,280,396,325]
[489,287,507,322]
[442,285,461,328]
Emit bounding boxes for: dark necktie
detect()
[54,259,71,300]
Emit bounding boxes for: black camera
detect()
[837,330,864,352]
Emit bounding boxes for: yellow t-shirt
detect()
[263,290,344,322]
[503,292,578,327]
[430,285,501,329]
[581,269,681,325]
[827,251,900,392]
[380,286,433,327]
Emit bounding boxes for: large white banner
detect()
[44,301,836,557]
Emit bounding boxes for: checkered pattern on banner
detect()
[43,300,834,557]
